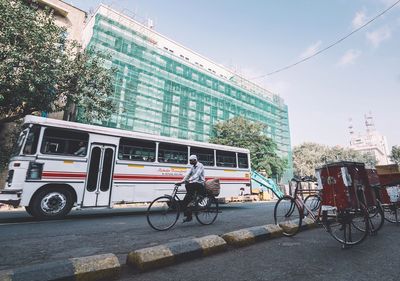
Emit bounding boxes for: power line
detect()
[251,0,400,80]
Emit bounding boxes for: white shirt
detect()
[184,162,205,184]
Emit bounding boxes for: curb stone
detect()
[126,235,227,271]
[221,224,283,247]
[301,217,317,229]
[0,253,120,281]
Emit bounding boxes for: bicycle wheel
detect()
[274,195,302,237]
[383,203,400,223]
[195,195,219,225]
[304,194,321,217]
[366,201,384,233]
[326,205,369,247]
[147,196,180,231]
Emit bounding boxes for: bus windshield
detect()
[23,125,41,155]
[11,128,28,157]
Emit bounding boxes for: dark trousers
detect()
[182,182,205,218]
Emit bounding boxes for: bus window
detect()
[190,147,215,166]
[23,125,41,155]
[158,143,188,164]
[41,128,88,156]
[238,153,249,168]
[216,151,237,168]
[118,138,156,162]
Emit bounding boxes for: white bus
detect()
[0,115,251,219]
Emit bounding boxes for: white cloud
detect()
[337,49,362,66]
[352,10,367,29]
[366,26,391,47]
[299,41,322,59]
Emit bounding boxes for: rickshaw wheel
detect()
[326,203,369,247]
[383,202,400,224]
[366,200,384,234]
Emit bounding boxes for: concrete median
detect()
[278,217,318,233]
[221,224,283,247]
[0,253,120,281]
[126,234,227,271]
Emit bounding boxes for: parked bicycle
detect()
[274,162,373,248]
[147,183,219,231]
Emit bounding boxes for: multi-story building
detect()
[36,0,86,120]
[81,5,293,180]
[349,114,391,165]
[37,0,86,43]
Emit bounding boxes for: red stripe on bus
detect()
[42,172,86,178]
[113,174,250,182]
[41,172,250,183]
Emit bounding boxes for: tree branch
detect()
[0,113,25,125]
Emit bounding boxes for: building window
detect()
[118,138,156,162]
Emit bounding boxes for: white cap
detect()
[189,155,197,161]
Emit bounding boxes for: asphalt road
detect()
[0,202,276,270]
[119,223,400,281]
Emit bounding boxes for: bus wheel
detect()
[30,187,73,220]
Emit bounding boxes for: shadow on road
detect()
[0,202,272,224]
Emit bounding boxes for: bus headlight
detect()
[26,162,43,180]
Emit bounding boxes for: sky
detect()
[68,0,400,149]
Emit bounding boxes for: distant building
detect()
[349,114,391,165]
[80,5,293,181]
[36,0,86,43]
[34,0,86,120]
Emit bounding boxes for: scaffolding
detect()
[79,6,293,180]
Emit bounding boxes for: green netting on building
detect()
[80,12,293,180]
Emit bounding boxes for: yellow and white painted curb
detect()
[0,253,120,281]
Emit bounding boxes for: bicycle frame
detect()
[168,184,187,200]
[291,180,330,231]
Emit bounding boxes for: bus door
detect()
[83,144,115,207]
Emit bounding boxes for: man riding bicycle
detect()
[176,155,205,222]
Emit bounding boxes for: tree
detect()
[0,0,116,124]
[293,142,377,176]
[0,0,117,177]
[391,146,400,164]
[209,116,287,179]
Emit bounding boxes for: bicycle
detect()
[274,171,370,248]
[147,183,219,231]
[371,184,400,225]
[373,165,400,225]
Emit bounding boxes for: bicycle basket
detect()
[205,178,220,196]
